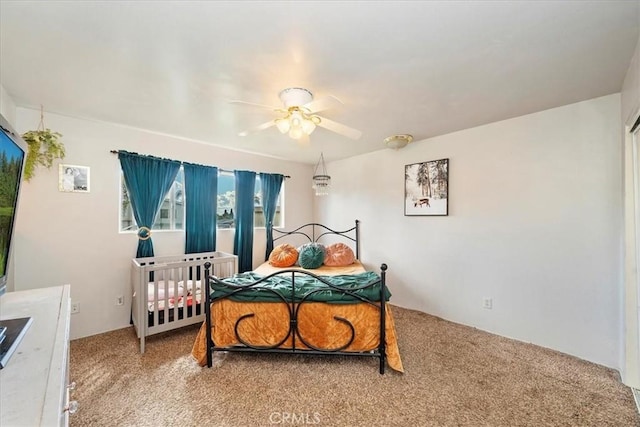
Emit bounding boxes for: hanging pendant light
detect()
[312,152,331,196]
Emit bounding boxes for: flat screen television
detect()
[0,114,32,368]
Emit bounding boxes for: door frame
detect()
[624,107,640,387]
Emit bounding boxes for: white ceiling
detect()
[1,1,638,164]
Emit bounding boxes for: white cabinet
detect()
[0,285,73,426]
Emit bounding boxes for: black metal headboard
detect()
[269,220,360,260]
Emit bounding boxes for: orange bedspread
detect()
[191,299,404,373]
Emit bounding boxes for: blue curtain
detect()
[118,151,181,258]
[184,163,218,254]
[233,170,256,272]
[260,173,284,260]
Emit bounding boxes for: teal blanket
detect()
[209,271,390,304]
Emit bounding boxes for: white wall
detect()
[0,84,17,127]
[317,94,622,369]
[12,107,314,339]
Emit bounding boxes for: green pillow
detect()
[298,243,326,269]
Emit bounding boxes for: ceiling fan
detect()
[231,87,362,141]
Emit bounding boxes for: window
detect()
[119,168,283,231]
[216,172,284,229]
[120,168,184,232]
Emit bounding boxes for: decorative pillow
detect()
[298,243,326,269]
[324,243,356,267]
[295,243,322,265]
[294,243,311,265]
[268,243,299,267]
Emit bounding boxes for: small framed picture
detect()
[59,164,90,193]
[405,158,449,216]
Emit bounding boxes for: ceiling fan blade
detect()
[238,120,276,137]
[303,95,343,114]
[316,117,362,140]
[229,100,283,112]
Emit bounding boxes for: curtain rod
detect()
[109,150,290,178]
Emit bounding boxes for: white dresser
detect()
[0,285,73,426]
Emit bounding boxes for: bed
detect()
[131,251,237,353]
[191,221,404,374]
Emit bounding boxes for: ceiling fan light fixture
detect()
[279,107,319,139]
[302,118,316,135]
[234,87,361,141]
[384,134,413,150]
[290,110,303,128]
[275,118,290,134]
[289,127,304,140]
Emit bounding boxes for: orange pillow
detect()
[268,244,299,267]
[324,243,356,267]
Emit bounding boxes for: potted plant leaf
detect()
[21,107,65,181]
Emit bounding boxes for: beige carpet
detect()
[69,306,639,426]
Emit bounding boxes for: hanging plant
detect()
[21,106,65,181]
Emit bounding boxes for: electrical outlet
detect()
[71,302,80,314]
[116,295,124,306]
[482,297,493,310]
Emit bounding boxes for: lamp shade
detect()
[312,175,331,196]
[312,152,330,196]
[275,118,290,134]
[302,119,316,135]
[289,127,304,139]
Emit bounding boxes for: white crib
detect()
[131,251,237,353]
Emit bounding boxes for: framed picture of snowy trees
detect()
[405,158,449,216]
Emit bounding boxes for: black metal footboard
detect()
[203,262,388,374]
